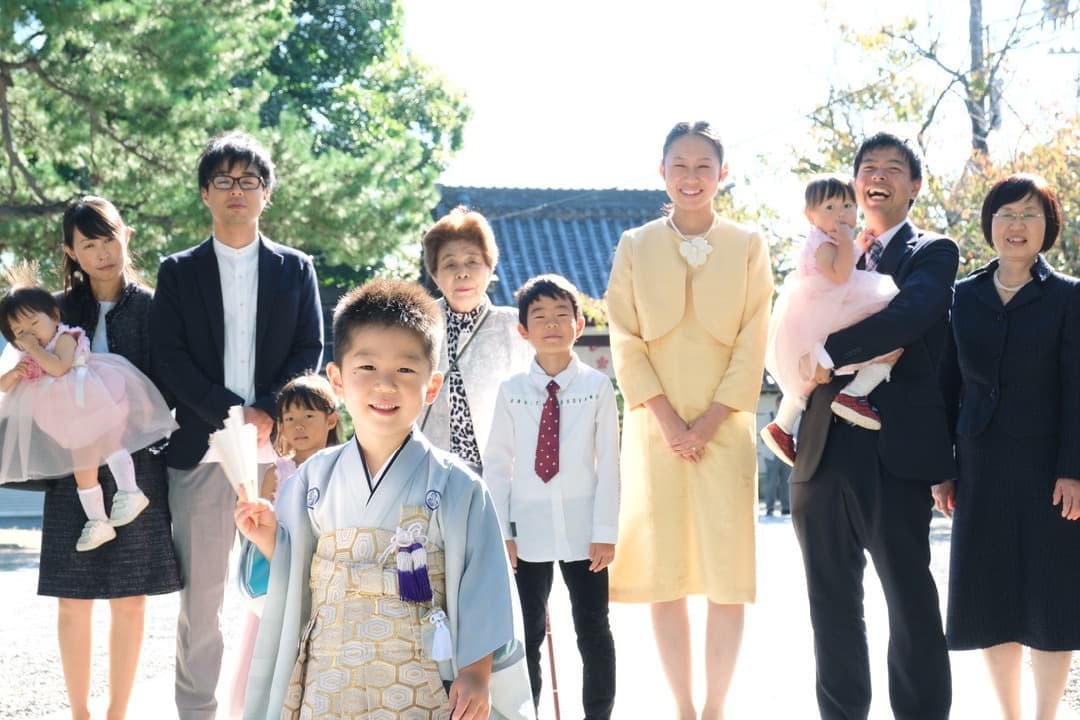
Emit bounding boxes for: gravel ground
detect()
[0,526,244,720]
[1,517,1078,719]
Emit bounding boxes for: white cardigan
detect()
[422,300,533,459]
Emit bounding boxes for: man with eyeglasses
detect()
[150,131,323,719]
[794,132,958,720]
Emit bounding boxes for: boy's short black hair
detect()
[0,286,61,344]
[332,279,443,367]
[515,274,583,326]
[197,131,276,191]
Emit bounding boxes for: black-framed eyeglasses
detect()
[210,174,265,191]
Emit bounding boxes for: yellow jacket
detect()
[605,216,772,413]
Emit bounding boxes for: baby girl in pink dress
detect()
[761,175,900,466]
[0,271,175,551]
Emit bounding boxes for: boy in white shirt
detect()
[484,274,620,720]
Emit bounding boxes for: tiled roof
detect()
[433,185,668,305]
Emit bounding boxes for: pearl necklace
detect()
[993,268,1030,293]
[668,214,718,244]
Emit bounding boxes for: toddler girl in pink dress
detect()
[0,268,175,551]
[761,175,899,466]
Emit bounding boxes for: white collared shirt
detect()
[483,354,620,562]
[213,236,259,406]
[91,301,114,354]
[869,219,908,259]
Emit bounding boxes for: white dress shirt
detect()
[483,354,620,563]
[91,301,114,353]
[213,237,259,405]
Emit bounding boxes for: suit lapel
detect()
[255,237,282,370]
[193,238,226,363]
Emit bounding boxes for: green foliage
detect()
[0,0,468,286]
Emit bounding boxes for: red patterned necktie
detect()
[535,380,560,482]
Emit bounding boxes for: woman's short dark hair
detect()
[980,173,1062,252]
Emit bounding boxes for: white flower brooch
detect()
[670,216,717,268]
[678,235,714,268]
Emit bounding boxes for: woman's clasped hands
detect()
[649,396,731,463]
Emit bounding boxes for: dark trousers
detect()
[515,558,616,720]
[790,421,951,720]
[762,458,791,513]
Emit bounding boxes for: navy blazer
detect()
[149,236,323,469]
[791,222,959,483]
[941,256,1080,479]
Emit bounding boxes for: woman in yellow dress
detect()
[605,121,772,720]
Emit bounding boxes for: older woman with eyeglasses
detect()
[935,173,1080,720]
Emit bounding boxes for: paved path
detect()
[1,516,1078,719]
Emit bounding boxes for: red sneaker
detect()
[830,393,882,430]
[759,422,796,467]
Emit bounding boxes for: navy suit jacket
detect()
[791,222,959,484]
[149,236,323,469]
[941,255,1080,479]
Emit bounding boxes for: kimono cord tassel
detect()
[379,523,434,603]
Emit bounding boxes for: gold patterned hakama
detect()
[282,505,450,720]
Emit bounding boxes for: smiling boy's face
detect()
[517,294,584,354]
[327,324,442,447]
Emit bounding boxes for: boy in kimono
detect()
[484,274,620,719]
[235,279,533,720]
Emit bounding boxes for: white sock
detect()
[774,394,806,434]
[840,362,891,397]
[77,485,108,522]
[106,450,138,493]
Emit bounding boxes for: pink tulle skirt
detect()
[0,353,176,482]
[766,269,899,398]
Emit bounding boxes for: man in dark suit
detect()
[792,133,957,720]
[150,131,323,719]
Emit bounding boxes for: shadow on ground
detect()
[0,543,39,571]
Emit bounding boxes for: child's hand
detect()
[588,542,615,572]
[1,364,27,386]
[504,539,518,573]
[234,485,277,559]
[856,228,877,254]
[242,406,275,447]
[824,221,855,246]
[15,331,41,354]
[448,659,492,720]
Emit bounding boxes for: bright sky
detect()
[401,0,1078,223]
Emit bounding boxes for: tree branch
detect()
[883,27,970,89]
[0,65,51,203]
[28,64,172,171]
[0,201,70,219]
[918,78,961,153]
